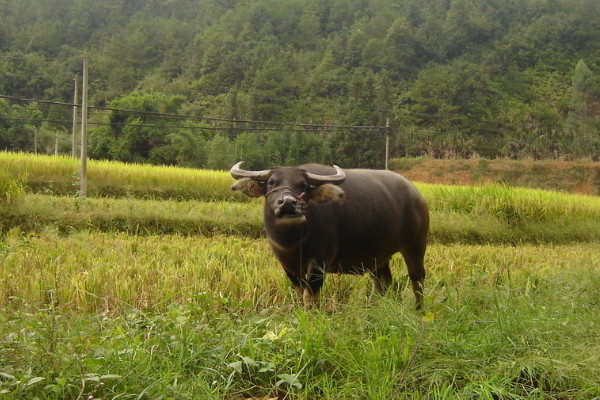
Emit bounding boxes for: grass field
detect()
[1,152,600,399]
[0,151,236,201]
[3,153,600,244]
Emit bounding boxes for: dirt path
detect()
[391,159,600,195]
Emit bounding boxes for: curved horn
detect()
[230,161,271,181]
[305,165,345,186]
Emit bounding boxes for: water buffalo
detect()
[230,162,429,309]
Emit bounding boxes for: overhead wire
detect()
[0,94,385,132]
[0,55,80,61]
[0,94,558,145]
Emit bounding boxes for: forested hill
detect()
[1,0,599,168]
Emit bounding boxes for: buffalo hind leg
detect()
[370,262,393,298]
[401,250,426,310]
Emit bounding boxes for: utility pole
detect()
[80,54,88,197]
[385,118,390,170]
[72,75,78,157]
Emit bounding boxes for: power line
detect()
[0,94,564,142]
[89,105,383,131]
[0,55,78,61]
[0,116,72,125]
[0,72,53,79]
[0,94,76,108]
[0,115,380,134]
[0,115,531,147]
[0,94,386,131]
[3,93,559,133]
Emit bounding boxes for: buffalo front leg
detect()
[370,262,393,298]
[285,272,304,303]
[298,261,325,309]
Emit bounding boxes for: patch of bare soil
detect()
[392,159,600,195]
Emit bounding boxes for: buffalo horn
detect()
[230,161,271,181]
[306,165,345,186]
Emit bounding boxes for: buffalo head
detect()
[231,162,346,226]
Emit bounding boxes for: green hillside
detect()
[1,0,599,167]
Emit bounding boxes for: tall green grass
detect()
[1,231,599,399]
[426,184,600,243]
[426,183,600,222]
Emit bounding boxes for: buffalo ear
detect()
[231,178,266,198]
[310,183,345,204]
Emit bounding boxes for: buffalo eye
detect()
[267,178,275,187]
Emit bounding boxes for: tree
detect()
[0,100,41,152]
[234,132,267,169]
[309,47,348,97]
[251,56,299,120]
[398,63,460,130]
[567,60,594,133]
[334,68,386,168]
[263,130,290,166]
[206,134,236,170]
[382,17,417,80]
[566,59,598,157]
[88,92,186,164]
[441,0,502,58]
[169,130,208,168]
[2,0,600,161]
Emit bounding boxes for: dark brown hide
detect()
[231,162,429,309]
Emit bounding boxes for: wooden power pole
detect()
[72,75,78,157]
[80,54,88,197]
[385,118,390,170]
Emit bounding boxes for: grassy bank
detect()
[3,184,599,244]
[1,194,264,238]
[1,231,599,399]
[424,184,600,243]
